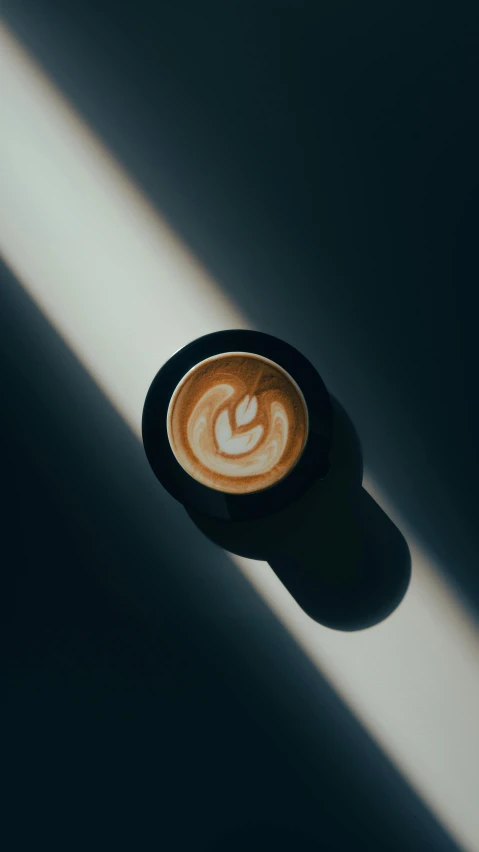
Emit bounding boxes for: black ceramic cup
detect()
[142,329,334,522]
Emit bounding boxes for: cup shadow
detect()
[188,397,411,631]
[270,488,411,631]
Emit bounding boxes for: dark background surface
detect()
[0,265,458,852]
[4,0,478,614]
[1,1,478,849]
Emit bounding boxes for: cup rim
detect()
[142,329,333,520]
[166,349,310,494]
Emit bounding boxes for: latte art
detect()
[167,353,308,494]
[189,385,288,476]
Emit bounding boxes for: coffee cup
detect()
[142,330,333,520]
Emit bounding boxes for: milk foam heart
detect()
[167,352,308,494]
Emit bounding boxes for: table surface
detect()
[1,10,478,851]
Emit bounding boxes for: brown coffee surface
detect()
[167,353,308,494]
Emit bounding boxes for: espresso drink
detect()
[167,352,309,494]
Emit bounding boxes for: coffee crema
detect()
[167,352,308,494]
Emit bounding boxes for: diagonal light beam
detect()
[1,21,478,852]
